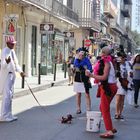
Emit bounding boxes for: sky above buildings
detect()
[131,0,140,33]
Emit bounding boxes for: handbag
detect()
[119,78,128,90]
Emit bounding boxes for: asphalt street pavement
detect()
[0,82,140,140]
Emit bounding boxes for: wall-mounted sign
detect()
[40,23,54,34]
[63,32,74,38]
[69,38,75,47]
[4,14,19,35]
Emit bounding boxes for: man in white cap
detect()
[0,36,25,122]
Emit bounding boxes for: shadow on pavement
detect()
[0,87,140,140]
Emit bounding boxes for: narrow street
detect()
[0,0,140,139]
[0,83,140,140]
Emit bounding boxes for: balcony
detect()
[121,9,130,18]
[101,34,113,42]
[52,0,79,22]
[99,14,108,26]
[6,0,52,10]
[6,0,79,23]
[79,18,100,31]
[123,0,132,5]
[104,0,117,18]
[110,19,124,35]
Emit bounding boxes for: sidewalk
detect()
[1,71,68,99]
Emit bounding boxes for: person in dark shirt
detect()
[73,47,92,114]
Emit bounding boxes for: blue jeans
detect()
[133,79,140,104]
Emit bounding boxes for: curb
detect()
[0,79,68,100]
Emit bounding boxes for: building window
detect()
[67,0,73,9]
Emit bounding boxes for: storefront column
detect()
[25,23,32,77]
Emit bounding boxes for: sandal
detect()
[100,133,114,139]
[119,114,124,119]
[114,114,120,119]
[112,128,117,133]
[76,110,81,114]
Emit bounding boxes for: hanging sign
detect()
[40,23,54,34]
[63,32,74,38]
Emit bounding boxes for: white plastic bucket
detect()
[86,111,101,132]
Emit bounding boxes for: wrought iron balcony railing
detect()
[104,0,117,18]
[123,0,132,5]
[7,0,79,23]
[52,0,79,22]
[100,14,108,24]
[110,19,124,35]
[121,9,130,18]
[120,5,131,18]
[79,18,100,31]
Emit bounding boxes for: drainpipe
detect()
[21,6,27,88]
[22,6,27,66]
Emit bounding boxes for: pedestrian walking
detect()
[115,53,133,119]
[67,53,75,85]
[0,36,25,122]
[132,54,140,108]
[73,47,92,114]
[85,46,117,139]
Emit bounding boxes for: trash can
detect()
[86,111,101,132]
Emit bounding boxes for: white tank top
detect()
[108,62,116,83]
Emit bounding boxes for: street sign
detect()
[84,39,91,47]
[40,23,54,34]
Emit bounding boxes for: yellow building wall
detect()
[0,0,24,49]
[0,0,5,50]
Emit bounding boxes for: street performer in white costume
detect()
[0,36,25,122]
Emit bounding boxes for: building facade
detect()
[131,0,140,33]
[72,0,101,56]
[0,0,135,78]
[0,0,79,76]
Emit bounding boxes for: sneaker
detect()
[134,104,139,108]
[0,116,18,122]
[12,116,18,121]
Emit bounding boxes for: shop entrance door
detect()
[41,34,53,75]
[31,25,37,75]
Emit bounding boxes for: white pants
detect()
[1,73,15,119]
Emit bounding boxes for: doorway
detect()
[31,25,37,75]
